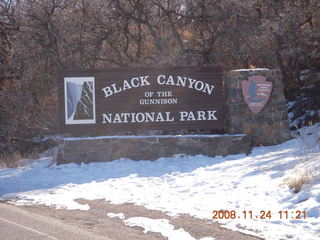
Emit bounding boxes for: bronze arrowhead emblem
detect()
[242,75,273,114]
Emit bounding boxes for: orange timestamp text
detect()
[212,210,307,220]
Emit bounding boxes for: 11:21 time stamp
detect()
[212,210,307,220]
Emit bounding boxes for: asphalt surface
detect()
[0,199,263,240]
[0,203,109,240]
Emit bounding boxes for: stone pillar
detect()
[224,69,291,146]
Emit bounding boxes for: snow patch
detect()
[60,134,246,141]
[1,125,320,240]
[232,68,270,72]
[107,212,125,220]
[123,217,215,240]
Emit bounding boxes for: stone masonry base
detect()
[57,134,251,164]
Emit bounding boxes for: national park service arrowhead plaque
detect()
[242,75,273,114]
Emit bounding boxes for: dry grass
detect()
[284,123,320,193]
[285,173,310,193]
[0,151,37,168]
[0,138,57,169]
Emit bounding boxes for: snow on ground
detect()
[106,213,215,240]
[0,126,320,240]
[123,217,215,240]
[287,100,320,129]
[107,212,125,220]
[232,68,270,71]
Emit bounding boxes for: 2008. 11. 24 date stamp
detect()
[212,210,307,220]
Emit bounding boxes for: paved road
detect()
[2,199,263,240]
[0,203,109,240]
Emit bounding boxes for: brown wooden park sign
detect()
[58,67,224,135]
